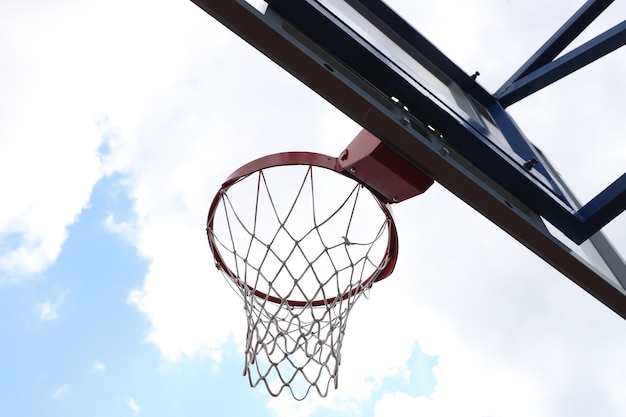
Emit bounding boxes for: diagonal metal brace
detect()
[496,0,614,99]
[497,20,626,107]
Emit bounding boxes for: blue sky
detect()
[0,169,438,417]
[2,0,626,416]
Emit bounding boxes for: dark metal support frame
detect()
[190,0,626,318]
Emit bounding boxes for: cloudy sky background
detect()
[2,0,626,416]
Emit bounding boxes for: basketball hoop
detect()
[206,130,432,399]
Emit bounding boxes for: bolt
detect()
[392,197,399,203]
[523,157,538,170]
[439,147,450,156]
[401,116,410,126]
[349,167,356,173]
[340,149,348,160]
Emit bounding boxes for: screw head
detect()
[401,116,410,126]
[523,157,539,170]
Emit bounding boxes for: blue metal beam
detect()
[496,0,613,99]
[497,21,626,107]
[577,173,626,242]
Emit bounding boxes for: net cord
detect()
[207,161,396,399]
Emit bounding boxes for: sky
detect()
[1,0,626,416]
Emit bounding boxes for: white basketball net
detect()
[208,163,393,400]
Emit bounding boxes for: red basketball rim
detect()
[206,151,398,307]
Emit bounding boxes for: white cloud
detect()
[374,393,440,417]
[120,1,360,364]
[36,301,59,321]
[35,290,69,321]
[104,212,137,245]
[91,361,106,373]
[0,0,221,284]
[127,397,141,414]
[363,186,626,417]
[36,292,67,321]
[0,1,109,284]
[51,384,71,399]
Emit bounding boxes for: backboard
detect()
[193,0,626,319]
